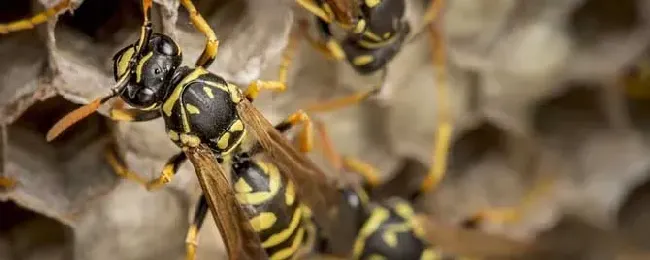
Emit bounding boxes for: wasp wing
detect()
[184,145,268,260]
[236,99,340,237]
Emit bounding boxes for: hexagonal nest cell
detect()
[0,199,73,260]
[4,0,650,259]
[4,96,117,224]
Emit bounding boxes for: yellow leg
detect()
[104,145,149,186]
[179,0,219,68]
[243,80,286,102]
[278,23,302,87]
[0,177,16,189]
[297,18,345,61]
[0,0,74,34]
[313,120,342,171]
[295,0,333,23]
[145,152,188,191]
[277,110,314,153]
[419,18,452,195]
[464,174,556,227]
[342,157,382,189]
[407,0,445,44]
[186,195,208,260]
[304,88,377,113]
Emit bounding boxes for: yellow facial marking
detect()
[262,206,303,248]
[110,109,134,121]
[229,120,244,132]
[358,36,397,49]
[234,178,254,193]
[186,104,200,114]
[235,163,281,205]
[180,134,201,147]
[168,130,179,141]
[285,182,295,206]
[141,103,160,111]
[217,132,231,150]
[117,47,135,78]
[250,212,277,232]
[383,32,391,39]
[203,87,214,98]
[353,55,375,66]
[227,83,242,103]
[136,52,154,83]
[381,223,411,248]
[163,68,208,116]
[353,207,390,258]
[365,0,381,8]
[268,227,306,260]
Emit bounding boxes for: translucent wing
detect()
[236,99,340,237]
[184,145,268,260]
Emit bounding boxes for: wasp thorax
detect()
[112,33,183,109]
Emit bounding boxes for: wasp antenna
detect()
[46,98,104,142]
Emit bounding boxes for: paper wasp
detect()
[286,0,451,200]
[45,0,340,258]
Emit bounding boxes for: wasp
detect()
[105,116,320,260]
[284,0,452,200]
[306,120,467,260]
[45,0,340,258]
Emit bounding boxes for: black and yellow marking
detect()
[232,159,314,260]
[0,0,74,34]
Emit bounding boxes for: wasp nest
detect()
[3,0,650,259]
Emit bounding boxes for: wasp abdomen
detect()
[232,159,313,260]
[342,22,410,75]
[354,199,442,260]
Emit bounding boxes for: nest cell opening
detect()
[0,199,72,259]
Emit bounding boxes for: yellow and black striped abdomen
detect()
[231,158,314,260]
[352,198,456,260]
[161,67,246,155]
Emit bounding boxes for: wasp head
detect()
[112,33,182,109]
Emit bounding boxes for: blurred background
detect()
[2,0,650,259]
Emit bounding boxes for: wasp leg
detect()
[273,110,314,153]
[145,152,188,191]
[109,108,162,122]
[277,23,303,89]
[186,195,208,260]
[418,21,452,197]
[342,157,382,192]
[462,175,556,229]
[243,80,287,102]
[104,144,149,186]
[313,120,342,171]
[179,0,219,68]
[304,69,386,113]
[295,0,332,23]
[297,19,343,61]
[0,177,16,190]
[406,0,445,44]
[0,0,73,34]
